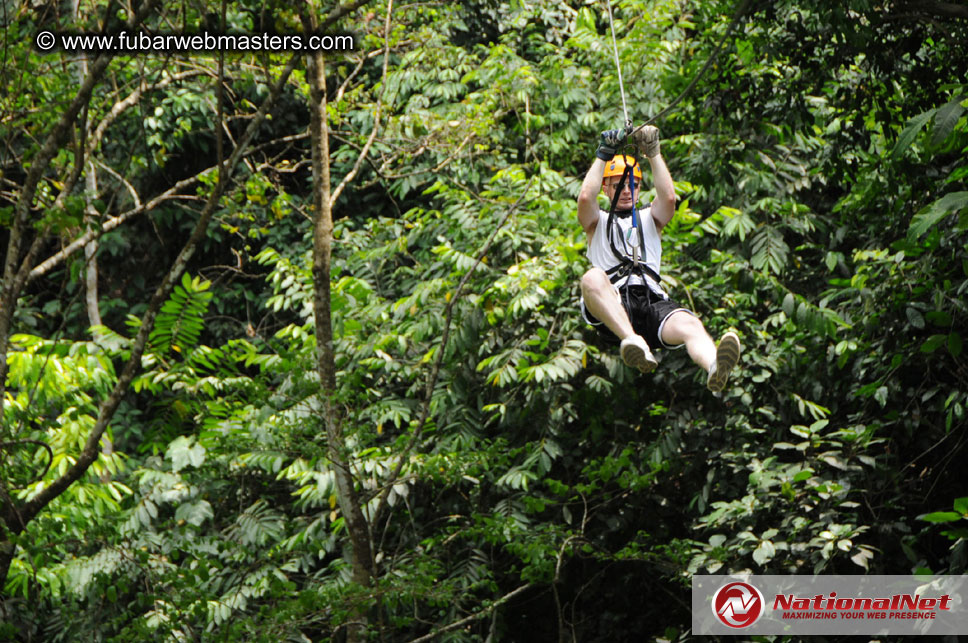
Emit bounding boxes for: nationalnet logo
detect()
[712,581,765,628]
[693,575,968,635]
[773,590,953,620]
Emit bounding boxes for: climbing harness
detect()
[602,154,661,291]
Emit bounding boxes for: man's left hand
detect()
[632,125,661,158]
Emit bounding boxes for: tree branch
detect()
[404,584,534,643]
[28,171,207,282]
[0,0,162,422]
[371,174,536,525]
[0,440,54,487]
[50,69,205,213]
[29,118,314,283]
[897,1,968,19]
[319,0,376,31]
[330,1,393,206]
[15,53,298,530]
[95,159,142,210]
[335,46,385,104]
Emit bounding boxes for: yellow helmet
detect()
[602,154,642,180]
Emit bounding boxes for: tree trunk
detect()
[74,0,103,335]
[0,47,297,592]
[304,6,376,641]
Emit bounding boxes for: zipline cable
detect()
[634,0,753,131]
[602,0,754,134]
[605,0,631,129]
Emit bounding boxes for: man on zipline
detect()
[578,125,740,393]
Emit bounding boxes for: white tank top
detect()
[586,207,665,296]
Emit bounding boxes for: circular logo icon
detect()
[712,581,765,628]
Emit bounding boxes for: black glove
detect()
[596,127,629,161]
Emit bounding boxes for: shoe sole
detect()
[621,343,658,374]
[707,332,741,392]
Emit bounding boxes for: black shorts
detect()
[581,284,692,349]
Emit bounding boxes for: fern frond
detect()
[149,273,213,355]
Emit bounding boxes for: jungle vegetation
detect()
[1,0,967,640]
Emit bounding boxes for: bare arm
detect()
[580,128,630,237]
[648,153,676,231]
[577,158,606,237]
[631,125,676,231]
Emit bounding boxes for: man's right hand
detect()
[596,127,630,161]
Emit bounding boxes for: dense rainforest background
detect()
[1,0,967,640]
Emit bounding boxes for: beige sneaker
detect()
[707,331,741,393]
[620,334,658,374]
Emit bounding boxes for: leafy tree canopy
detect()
[1,0,966,641]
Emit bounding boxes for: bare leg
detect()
[661,311,741,392]
[660,310,716,371]
[581,268,634,340]
[582,268,657,373]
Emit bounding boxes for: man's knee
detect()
[581,268,611,298]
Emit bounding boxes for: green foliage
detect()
[3,334,129,604]
[149,273,214,355]
[3,0,968,640]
